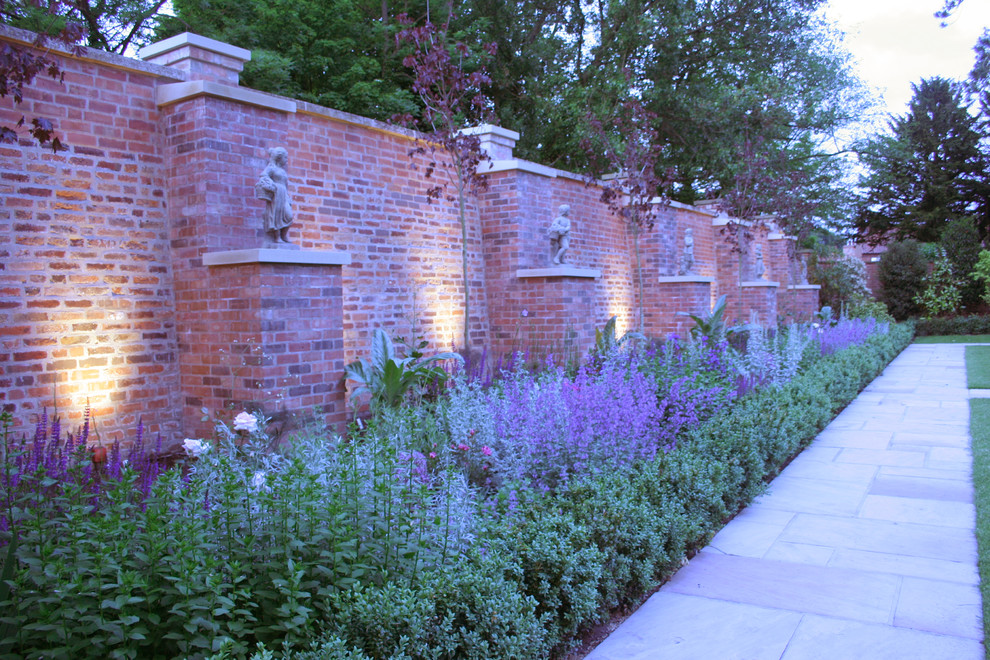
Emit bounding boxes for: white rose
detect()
[233,411,259,434]
[182,438,210,457]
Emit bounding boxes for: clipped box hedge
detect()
[915,315,990,336]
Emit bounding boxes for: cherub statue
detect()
[679,227,695,275]
[548,204,571,265]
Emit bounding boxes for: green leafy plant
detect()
[344,328,463,411]
[971,250,990,307]
[678,294,729,342]
[915,248,963,318]
[878,240,928,320]
[592,316,646,355]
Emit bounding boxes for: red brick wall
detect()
[2,26,809,445]
[479,168,636,357]
[1,28,183,443]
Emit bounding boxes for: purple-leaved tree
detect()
[583,93,670,333]
[393,8,496,353]
[0,1,85,151]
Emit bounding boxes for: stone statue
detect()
[797,253,809,285]
[548,204,571,265]
[255,146,293,244]
[679,227,695,275]
[753,243,766,280]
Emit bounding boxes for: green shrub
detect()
[971,250,990,307]
[879,240,928,320]
[810,250,870,310]
[914,248,963,318]
[941,217,983,308]
[915,314,990,336]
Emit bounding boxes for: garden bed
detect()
[0,320,913,659]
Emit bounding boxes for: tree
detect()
[393,8,494,352]
[0,1,87,150]
[157,0,422,122]
[2,0,168,54]
[878,240,928,321]
[583,91,668,333]
[854,77,990,244]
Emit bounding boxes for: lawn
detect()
[967,346,990,389]
[914,334,990,344]
[968,396,990,652]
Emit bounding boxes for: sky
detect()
[823,0,990,119]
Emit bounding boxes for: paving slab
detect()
[781,615,983,660]
[585,344,984,659]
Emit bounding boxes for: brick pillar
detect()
[138,32,250,84]
[655,277,715,337]
[190,249,351,437]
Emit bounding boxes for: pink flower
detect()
[481,446,492,456]
[457,443,470,452]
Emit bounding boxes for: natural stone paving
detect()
[586,344,984,659]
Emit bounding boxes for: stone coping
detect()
[739,280,780,288]
[0,24,187,82]
[138,32,251,62]
[658,276,715,284]
[516,266,601,279]
[156,80,297,112]
[203,248,352,267]
[787,284,821,290]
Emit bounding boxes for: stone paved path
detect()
[586,343,983,660]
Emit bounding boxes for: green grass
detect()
[914,334,990,344]
[968,397,990,656]
[968,346,990,390]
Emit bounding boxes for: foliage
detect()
[392,8,495,351]
[845,298,895,324]
[730,322,815,394]
[678,294,729,343]
[156,0,420,122]
[0,317,909,659]
[940,216,984,308]
[854,77,990,243]
[3,0,168,53]
[878,240,928,320]
[809,249,871,311]
[344,327,462,412]
[157,0,865,228]
[582,91,668,333]
[0,3,87,149]
[589,315,645,361]
[914,248,963,319]
[971,250,990,307]
[915,314,990,337]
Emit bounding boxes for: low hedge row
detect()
[280,323,914,660]
[915,315,990,336]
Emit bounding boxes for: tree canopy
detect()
[853,77,990,244]
[3,0,871,236]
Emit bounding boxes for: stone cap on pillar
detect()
[138,33,251,84]
[459,124,520,160]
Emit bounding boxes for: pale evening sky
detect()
[823,0,990,118]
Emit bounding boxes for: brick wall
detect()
[1,26,807,446]
[1,26,183,442]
